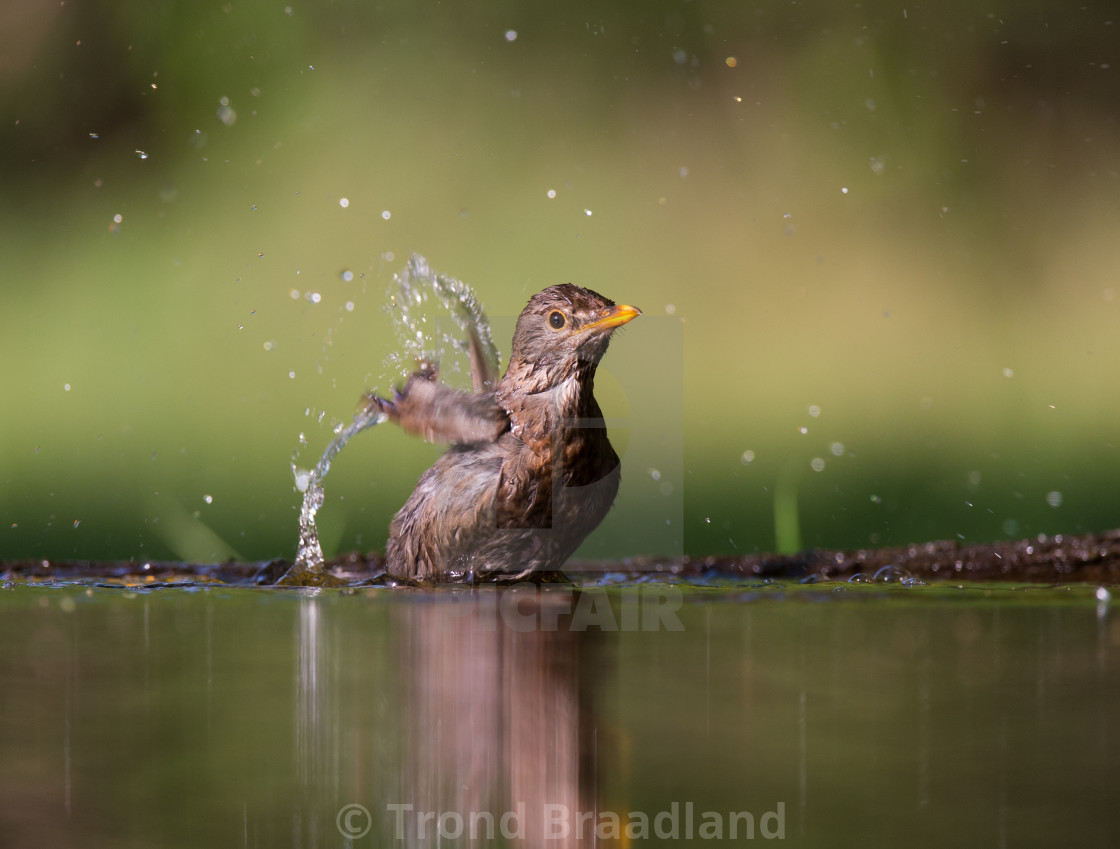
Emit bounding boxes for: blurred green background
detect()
[2,0,1118,563]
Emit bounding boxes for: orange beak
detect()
[580,303,642,334]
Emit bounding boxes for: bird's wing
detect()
[367,376,508,445]
[468,326,498,393]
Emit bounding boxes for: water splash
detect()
[281,254,500,585]
[281,404,387,586]
[387,253,500,388]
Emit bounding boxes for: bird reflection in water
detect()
[393,587,607,847]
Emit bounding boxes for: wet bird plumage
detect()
[369,284,640,581]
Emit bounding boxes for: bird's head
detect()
[506,284,641,391]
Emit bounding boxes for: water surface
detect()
[1,583,1114,847]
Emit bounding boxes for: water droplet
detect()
[504,29,518,42]
[345,301,355,312]
[740,449,755,464]
[725,56,738,68]
[869,494,882,504]
[305,291,322,304]
[217,97,237,126]
[263,341,275,351]
[968,470,981,486]
[649,468,661,481]
[810,457,825,472]
[381,210,391,220]
[1096,586,1111,603]
[290,289,301,299]
[340,269,354,282]
[808,404,821,417]
[289,371,296,379]
[798,426,808,435]
[546,188,556,199]
[203,494,213,504]
[584,208,593,216]
[873,564,912,583]
[665,303,676,315]
[135,149,149,160]
[830,441,845,456]
[678,166,689,178]
[1002,367,1014,378]
[1045,490,1063,508]
[64,383,71,392]
[841,186,849,194]
[339,197,349,208]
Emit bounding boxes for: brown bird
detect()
[367,284,640,582]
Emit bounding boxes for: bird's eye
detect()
[548,310,567,330]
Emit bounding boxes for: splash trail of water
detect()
[283,404,387,585]
[388,253,500,386]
